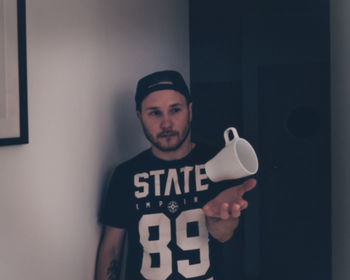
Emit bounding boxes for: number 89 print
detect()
[138,209,214,280]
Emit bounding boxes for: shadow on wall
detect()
[114,90,148,161]
[95,88,145,279]
[97,88,148,220]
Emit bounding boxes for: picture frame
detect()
[0,0,28,146]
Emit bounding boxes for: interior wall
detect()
[0,1,189,279]
[331,0,350,280]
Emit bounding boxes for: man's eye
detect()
[170,108,181,114]
[149,111,161,117]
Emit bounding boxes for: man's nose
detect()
[160,113,172,128]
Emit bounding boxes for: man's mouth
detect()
[158,131,178,138]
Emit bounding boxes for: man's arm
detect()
[95,226,126,280]
[202,178,257,243]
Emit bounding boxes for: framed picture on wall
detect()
[0,0,28,146]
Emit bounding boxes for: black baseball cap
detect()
[135,70,191,111]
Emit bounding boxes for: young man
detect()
[95,70,256,280]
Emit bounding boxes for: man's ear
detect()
[137,110,141,120]
[189,102,193,122]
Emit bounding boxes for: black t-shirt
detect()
[101,143,232,280]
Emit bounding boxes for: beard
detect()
[141,119,191,152]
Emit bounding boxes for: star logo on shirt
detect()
[167,201,179,214]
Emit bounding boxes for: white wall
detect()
[0,1,189,279]
[331,0,350,280]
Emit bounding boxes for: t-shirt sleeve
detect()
[100,165,130,229]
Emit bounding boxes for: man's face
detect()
[137,90,192,152]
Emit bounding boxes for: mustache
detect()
[157,130,179,138]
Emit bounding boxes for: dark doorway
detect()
[189,1,331,280]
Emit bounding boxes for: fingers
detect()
[231,203,241,218]
[237,199,248,210]
[216,203,242,219]
[203,203,232,219]
[228,200,249,219]
[238,178,257,196]
[203,199,249,219]
[202,204,216,217]
[220,203,230,220]
[220,203,241,220]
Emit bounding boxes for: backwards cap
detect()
[135,70,191,111]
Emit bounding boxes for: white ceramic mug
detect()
[205,127,259,182]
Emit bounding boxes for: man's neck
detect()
[151,140,195,161]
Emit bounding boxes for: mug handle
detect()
[224,127,239,145]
